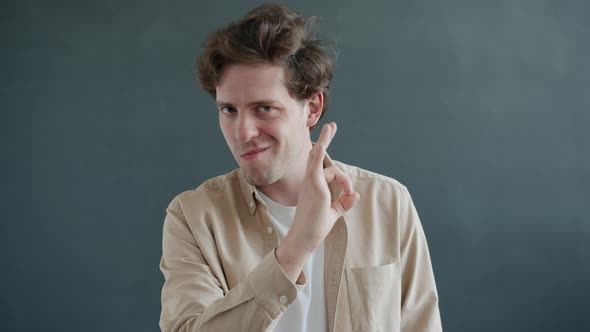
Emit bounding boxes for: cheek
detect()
[267,115,305,140]
[259,122,285,142]
[219,119,234,143]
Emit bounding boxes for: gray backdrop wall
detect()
[2,0,589,331]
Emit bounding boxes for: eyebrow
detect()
[215,99,284,108]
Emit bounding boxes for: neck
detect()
[256,140,313,207]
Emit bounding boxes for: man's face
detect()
[215,63,311,186]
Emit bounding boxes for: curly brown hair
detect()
[196,3,335,124]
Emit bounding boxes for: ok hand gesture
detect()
[276,122,360,282]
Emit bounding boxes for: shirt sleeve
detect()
[159,198,303,332]
[398,188,443,332]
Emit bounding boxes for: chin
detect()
[242,167,282,187]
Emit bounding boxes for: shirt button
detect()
[249,201,255,208]
[279,295,288,304]
[266,226,274,234]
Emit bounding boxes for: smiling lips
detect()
[241,147,269,160]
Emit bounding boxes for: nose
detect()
[236,112,259,143]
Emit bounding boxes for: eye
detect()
[257,106,274,113]
[220,107,236,114]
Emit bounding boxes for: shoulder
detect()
[166,168,242,213]
[334,160,408,192]
[332,159,414,207]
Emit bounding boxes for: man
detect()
[159,3,442,332]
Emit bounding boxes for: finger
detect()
[340,192,360,211]
[332,192,360,216]
[308,143,326,175]
[329,122,337,141]
[308,123,332,172]
[329,122,337,144]
[316,122,336,151]
[323,166,354,195]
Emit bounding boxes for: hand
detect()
[291,122,360,250]
[276,122,360,282]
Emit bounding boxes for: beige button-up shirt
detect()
[159,155,442,331]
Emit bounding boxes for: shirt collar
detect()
[238,149,341,215]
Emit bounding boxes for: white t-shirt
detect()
[256,189,327,332]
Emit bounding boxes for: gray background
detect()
[2,0,589,331]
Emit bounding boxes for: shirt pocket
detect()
[345,262,401,332]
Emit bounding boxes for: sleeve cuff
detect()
[247,248,306,318]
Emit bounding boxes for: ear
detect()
[305,91,324,128]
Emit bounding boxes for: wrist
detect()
[275,235,312,283]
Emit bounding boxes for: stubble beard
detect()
[242,163,283,186]
[240,149,287,186]
[240,140,304,187]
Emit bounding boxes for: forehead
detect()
[215,63,293,104]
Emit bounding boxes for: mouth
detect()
[241,147,269,160]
